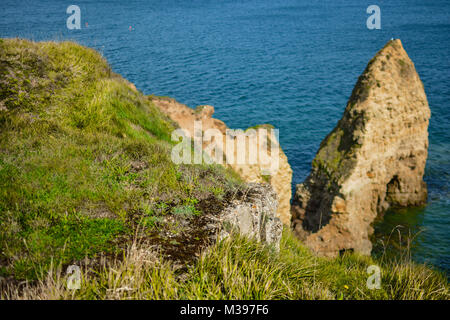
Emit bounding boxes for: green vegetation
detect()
[0,39,447,300]
[2,230,448,299]
[0,38,241,280]
[311,123,359,187]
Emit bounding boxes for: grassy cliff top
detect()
[0,38,242,280]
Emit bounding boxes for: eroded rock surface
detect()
[217,183,282,250]
[146,183,282,265]
[151,96,293,225]
[291,39,430,257]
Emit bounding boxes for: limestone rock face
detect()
[152,96,293,225]
[217,183,282,250]
[291,39,430,257]
[229,124,293,225]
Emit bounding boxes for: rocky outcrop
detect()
[291,39,430,257]
[152,96,293,225]
[148,183,282,265]
[217,183,282,250]
[230,125,293,226]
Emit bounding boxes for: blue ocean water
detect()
[1,0,449,274]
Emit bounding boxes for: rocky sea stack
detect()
[291,39,431,257]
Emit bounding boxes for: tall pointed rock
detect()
[291,39,431,256]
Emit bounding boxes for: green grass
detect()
[0,38,242,280]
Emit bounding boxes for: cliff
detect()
[291,39,431,257]
[0,38,281,280]
[152,96,293,225]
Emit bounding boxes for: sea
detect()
[1,0,449,275]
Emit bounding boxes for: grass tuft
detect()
[2,230,448,300]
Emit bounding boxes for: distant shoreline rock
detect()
[291,39,430,257]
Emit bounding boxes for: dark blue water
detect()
[1,0,449,274]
